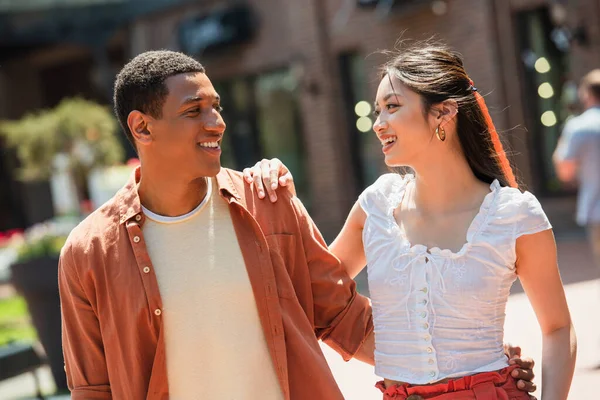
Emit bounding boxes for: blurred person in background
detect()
[246,40,576,399]
[554,69,600,269]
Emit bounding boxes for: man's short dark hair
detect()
[581,69,600,103]
[113,50,205,149]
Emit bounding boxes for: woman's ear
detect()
[438,99,459,127]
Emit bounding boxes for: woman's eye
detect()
[386,104,399,110]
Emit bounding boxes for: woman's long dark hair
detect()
[380,40,518,188]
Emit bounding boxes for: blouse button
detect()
[426,347,433,354]
[430,371,436,378]
[135,214,142,222]
[154,309,162,316]
[421,299,428,305]
[420,287,428,294]
[422,323,430,330]
[143,266,150,274]
[428,359,435,365]
[420,312,427,318]
[133,236,141,243]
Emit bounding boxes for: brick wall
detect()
[129,0,600,237]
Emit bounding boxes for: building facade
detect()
[1,0,599,238]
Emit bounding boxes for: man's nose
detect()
[204,113,226,133]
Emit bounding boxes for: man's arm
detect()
[59,242,112,399]
[289,195,374,362]
[553,123,582,183]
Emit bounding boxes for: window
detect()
[214,69,310,204]
[516,7,575,195]
[339,53,384,195]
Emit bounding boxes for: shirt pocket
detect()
[264,233,297,300]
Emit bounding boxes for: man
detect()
[59,50,535,399]
[554,69,600,265]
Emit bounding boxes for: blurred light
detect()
[538,82,554,99]
[534,57,551,73]
[550,4,568,25]
[551,27,571,52]
[431,0,448,16]
[356,117,373,132]
[522,49,537,69]
[354,101,372,117]
[541,111,557,127]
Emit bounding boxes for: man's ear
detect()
[128,110,152,147]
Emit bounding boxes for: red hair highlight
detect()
[469,79,517,188]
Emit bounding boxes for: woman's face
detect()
[373,74,437,167]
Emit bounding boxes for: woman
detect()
[245,41,576,399]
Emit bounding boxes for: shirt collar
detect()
[118,166,242,225]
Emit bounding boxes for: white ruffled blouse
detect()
[358,173,552,384]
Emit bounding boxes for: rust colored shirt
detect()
[59,167,373,400]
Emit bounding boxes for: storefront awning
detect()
[0,0,195,53]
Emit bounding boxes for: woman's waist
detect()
[381,363,518,390]
[375,352,509,385]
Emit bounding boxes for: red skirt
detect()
[376,365,530,400]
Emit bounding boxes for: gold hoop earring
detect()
[436,125,446,142]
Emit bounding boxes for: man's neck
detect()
[138,170,210,218]
[584,98,600,110]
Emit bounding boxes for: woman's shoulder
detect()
[493,185,552,237]
[358,173,411,215]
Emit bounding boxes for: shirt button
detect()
[154,309,162,316]
[422,323,430,330]
[135,214,142,221]
[428,359,435,365]
[426,347,433,353]
[143,266,150,273]
[420,312,427,318]
[424,334,431,341]
[421,299,428,305]
[420,287,428,294]
[133,236,141,243]
[430,371,436,378]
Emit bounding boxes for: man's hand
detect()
[243,158,295,202]
[504,344,537,398]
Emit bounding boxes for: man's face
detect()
[578,86,590,109]
[143,72,226,180]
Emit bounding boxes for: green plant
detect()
[9,219,75,263]
[15,235,67,264]
[0,296,37,346]
[0,97,124,182]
